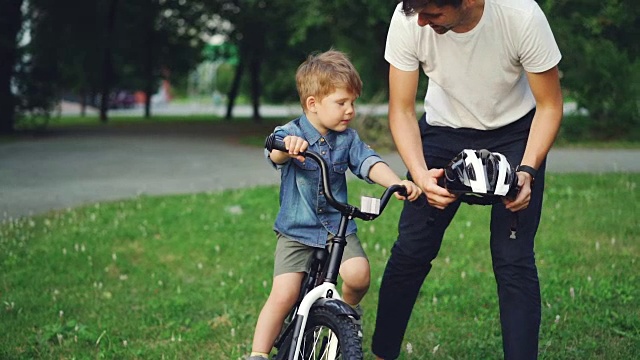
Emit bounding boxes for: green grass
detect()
[1,174,638,359]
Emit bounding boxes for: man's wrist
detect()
[515,165,537,182]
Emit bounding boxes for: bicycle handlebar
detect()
[265,133,406,221]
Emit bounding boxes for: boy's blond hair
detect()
[295,50,363,111]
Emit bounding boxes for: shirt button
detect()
[320,138,325,142]
[321,151,326,155]
[319,191,324,195]
[318,209,323,213]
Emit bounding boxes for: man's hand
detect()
[504,172,532,212]
[415,168,457,209]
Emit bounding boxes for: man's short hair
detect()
[400,0,464,15]
[295,49,362,111]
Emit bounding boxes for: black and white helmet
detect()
[441,149,519,204]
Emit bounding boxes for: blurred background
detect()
[0,0,638,141]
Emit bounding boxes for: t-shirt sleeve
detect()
[519,3,562,73]
[384,4,421,71]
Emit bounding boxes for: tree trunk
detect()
[249,55,262,123]
[80,88,87,117]
[99,0,120,123]
[225,56,245,120]
[0,0,24,135]
[144,29,154,119]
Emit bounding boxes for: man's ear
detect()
[306,96,317,113]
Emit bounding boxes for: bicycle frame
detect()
[265,134,406,360]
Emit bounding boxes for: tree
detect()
[0,0,24,134]
[543,0,640,139]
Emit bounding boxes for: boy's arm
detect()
[367,161,423,201]
[268,149,291,165]
[367,161,403,188]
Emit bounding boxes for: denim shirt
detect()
[266,115,385,248]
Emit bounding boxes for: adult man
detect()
[372,0,563,359]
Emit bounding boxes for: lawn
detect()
[1,173,638,359]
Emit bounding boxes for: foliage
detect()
[1,174,638,358]
[0,0,25,134]
[544,0,640,140]
[1,0,639,137]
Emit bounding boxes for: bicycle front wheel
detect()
[275,307,363,360]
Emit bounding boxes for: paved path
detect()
[1,123,639,220]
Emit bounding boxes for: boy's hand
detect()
[282,136,309,162]
[394,179,423,201]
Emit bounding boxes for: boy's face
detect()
[307,87,357,135]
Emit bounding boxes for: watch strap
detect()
[516,165,537,180]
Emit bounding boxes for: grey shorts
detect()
[273,232,368,277]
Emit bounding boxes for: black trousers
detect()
[372,109,544,359]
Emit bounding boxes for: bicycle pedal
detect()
[361,196,380,215]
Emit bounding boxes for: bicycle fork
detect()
[288,283,340,360]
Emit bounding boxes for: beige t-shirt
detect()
[385,0,562,130]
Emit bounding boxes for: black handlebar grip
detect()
[265,134,287,152]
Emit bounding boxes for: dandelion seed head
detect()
[197,262,203,270]
[595,241,600,251]
[374,243,380,252]
[570,287,575,299]
[432,344,440,354]
[406,342,413,354]
[225,205,243,215]
[461,271,466,279]
[554,314,560,324]
[112,253,117,261]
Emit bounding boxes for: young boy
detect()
[248,50,422,360]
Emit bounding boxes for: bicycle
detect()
[264,134,408,360]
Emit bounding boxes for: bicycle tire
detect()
[274,307,362,360]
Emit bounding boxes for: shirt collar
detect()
[299,114,337,149]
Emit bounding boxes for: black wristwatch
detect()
[515,165,537,182]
